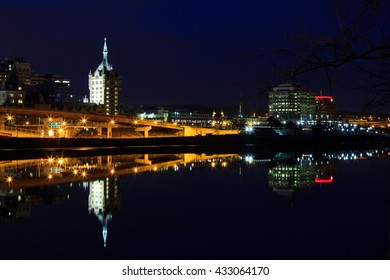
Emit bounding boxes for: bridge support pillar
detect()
[97,156,103,168]
[107,126,112,138]
[135,154,152,165]
[107,155,112,168]
[0,114,5,131]
[97,127,103,137]
[135,126,152,138]
[0,165,4,182]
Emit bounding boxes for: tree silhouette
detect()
[273,0,390,109]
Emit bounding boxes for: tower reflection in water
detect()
[0,149,388,247]
[88,177,120,247]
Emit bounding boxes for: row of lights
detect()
[5,168,116,185]
[3,155,249,185]
[130,159,230,174]
[5,115,117,126]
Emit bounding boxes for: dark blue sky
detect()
[1,0,370,112]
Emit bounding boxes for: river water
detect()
[0,149,389,259]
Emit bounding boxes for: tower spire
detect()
[97,37,113,71]
[103,37,108,61]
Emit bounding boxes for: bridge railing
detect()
[3,125,42,135]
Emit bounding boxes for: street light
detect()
[6,176,13,184]
[244,126,254,134]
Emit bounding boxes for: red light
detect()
[315,177,334,183]
[315,96,334,101]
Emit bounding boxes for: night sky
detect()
[1,0,371,112]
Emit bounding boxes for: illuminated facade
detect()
[88,38,122,115]
[268,83,316,124]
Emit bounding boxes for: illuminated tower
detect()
[88,38,122,115]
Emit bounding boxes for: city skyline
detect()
[2,0,383,113]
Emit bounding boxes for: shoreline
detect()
[1,133,389,149]
[0,134,389,160]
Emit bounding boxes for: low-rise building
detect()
[27,73,78,103]
[0,89,25,106]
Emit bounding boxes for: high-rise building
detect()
[0,70,25,106]
[315,96,337,122]
[268,82,316,125]
[0,57,31,85]
[0,58,29,106]
[88,38,122,115]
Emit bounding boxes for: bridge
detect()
[0,107,239,138]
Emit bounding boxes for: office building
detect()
[27,73,77,103]
[0,70,25,106]
[0,57,31,85]
[315,95,337,122]
[0,58,29,106]
[268,82,316,125]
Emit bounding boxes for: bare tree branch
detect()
[272,0,390,109]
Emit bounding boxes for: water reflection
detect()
[268,153,336,198]
[0,149,388,251]
[88,176,120,247]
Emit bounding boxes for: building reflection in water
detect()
[0,184,71,222]
[0,149,388,246]
[268,153,336,198]
[88,177,120,247]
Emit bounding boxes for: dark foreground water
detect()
[0,149,389,259]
